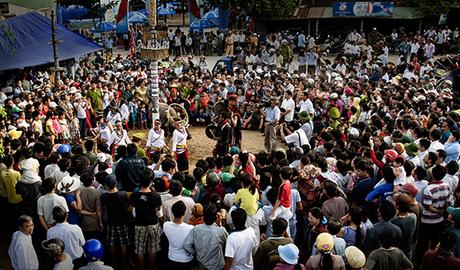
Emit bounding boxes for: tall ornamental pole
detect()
[143,0,168,125]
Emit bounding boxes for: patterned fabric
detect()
[106,224,131,246]
[134,224,161,254]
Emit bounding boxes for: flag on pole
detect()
[189,0,201,19]
[116,0,129,34]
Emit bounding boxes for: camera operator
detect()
[263,98,280,153]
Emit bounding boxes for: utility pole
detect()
[50,9,62,82]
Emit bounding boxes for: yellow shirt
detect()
[235,188,259,215]
[2,169,23,204]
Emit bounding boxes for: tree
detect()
[416,0,458,18]
[236,0,297,17]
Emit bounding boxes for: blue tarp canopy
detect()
[128,11,148,24]
[0,12,102,71]
[158,6,176,16]
[190,19,216,31]
[91,22,116,33]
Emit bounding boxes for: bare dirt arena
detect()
[133,126,285,166]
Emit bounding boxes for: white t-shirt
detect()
[163,222,194,262]
[225,227,257,270]
[37,193,69,225]
[284,129,309,147]
[281,98,295,122]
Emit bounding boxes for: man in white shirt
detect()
[224,208,258,270]
[297,92,315,115]
[163,201,194,267]
[37,178,69,231]
[163,180,195,223]
[47,206,86,265]
[281,126,309,148]
[9,215,39,270]
[424,40,436,59]
[281,90,295,124]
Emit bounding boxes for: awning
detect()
[293,7,423,19]
[0,12,102,71]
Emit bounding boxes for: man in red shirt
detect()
[421,230,460,270]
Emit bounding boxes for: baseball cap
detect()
[345,246,366,268]
[384,149,398,161]
[399,183,419,198]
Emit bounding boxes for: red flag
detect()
[188,0,201,19]
[116,0,128,23]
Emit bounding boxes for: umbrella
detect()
[128,11,148,24]
[190,19,215,31]
[91,22,116,33]
[158,6,176,16]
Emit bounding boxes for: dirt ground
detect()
[134,125,285,166]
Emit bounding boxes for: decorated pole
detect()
[144,0,168,125]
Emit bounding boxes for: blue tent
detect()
[91,22,116,33]
[190,19,215,32]
[203,8,221,26]
[158,6,176,16]
[0,12,102,71]
[128,11,148,24]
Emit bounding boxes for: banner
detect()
[333,2,394,17]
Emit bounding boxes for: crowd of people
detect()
[1,23,460,270]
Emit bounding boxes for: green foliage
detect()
[236,0,297,17]
[417,0,458,18]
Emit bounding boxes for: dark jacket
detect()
[115,155,146,192]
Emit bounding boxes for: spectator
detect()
[130,171,162,270]
[365,229,413,270]
[306,232,346,270]
[42,238,74,270]
[184,204,228,270]
[163,200,194,268]
[8,215,39,270]
[224,208,258,270]
[79,170,102,240]
[362,201,402,254]
[46,206,85,267]
[37,177,69,232]
[163,179,195,223]
[100,174,131,268]
[115,143,146,192]
[254,218,292,270]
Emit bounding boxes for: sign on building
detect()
[333,2,394,17]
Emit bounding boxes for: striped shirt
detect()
[421,180,451,224]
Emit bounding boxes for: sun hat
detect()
[277,243,299,265]
[345,246,366,269]
[316,233,335,253]
[97,153,107,163]
[58,176,80,193]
